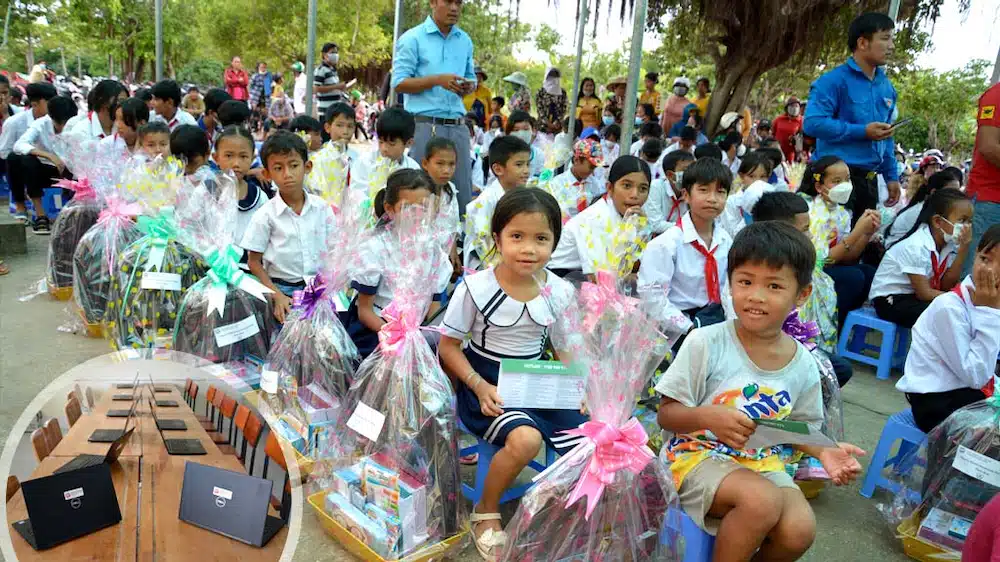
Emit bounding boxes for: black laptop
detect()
[55,426,135,474]
[115,383,134,389]
[11,463,122,550]
[145,375,178,405]
[178,462,285,547]
[112,394,134,401]
[108,373,143,415]
[148,398,205,455]
[90,395,140,443]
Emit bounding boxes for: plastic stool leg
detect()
[875,324,896,380]
[847,323,867,353]
[861,427,902,498]
[470,443,493,505]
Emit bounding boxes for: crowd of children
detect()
[9,68,1000,562]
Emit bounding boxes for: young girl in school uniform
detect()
[214,126,268,259]
[420,137,462,272]
[896,225,1000,433]
[869,188,974,328]
[547,155,651,280]
[99,97,149,156]
[346,168,453,359]
[801,155,881,328]
[437,188,583,561]
[719,150,774,237]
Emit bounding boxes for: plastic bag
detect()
[782,310,845,441]
[171,177,277,363]
[310,199,466,560]
[500,269,682,562]
[73,197,143,326]
[308,141,351,208]
[46,179,102,292]
[877,396,1000,554]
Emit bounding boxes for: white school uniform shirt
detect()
[548,196,632,275]
[638,211,733,335]
[150,108,197,131]
[885,202,923,248]
[464,179,506,269]
[97,133,129,157]
[351,223,453,316]
[348,150,420,200]
[664,141,695,155]
[440,266,576,361]
[68,111,113,139]
[240,192,334,283]
[897,276,1000,395]
[644,178,686,234]
[529,145,545,178]
[0,109,35,158]
[235,180,268,254]
[545,169,602,218]
[870,224,957,301]
[720,180,775,237]
[13,115,72,167]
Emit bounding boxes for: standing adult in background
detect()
[772,96,804,163]
[536,67,568,134]
[315,43,350,121]
[504,72,531,114]
[804,12,901,227]
[964,81,1000,273]
[291,62,308,114]
[692,77,711,119]
[249,62,273,111]
[392,0,476,214]
[605,77,627,123]
[463,65,492,125]
[575,77,603,130]
[224,57,249,102]
[660,76,691,134]
[639,72,662,114]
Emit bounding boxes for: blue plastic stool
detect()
[860,409,927,499]
[836,308,910,380]
[661,508,714,562]
[41,187,64,218]
[458,419,556,504]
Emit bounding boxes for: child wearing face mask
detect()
[645,150,695,234]
[869,188,974,328]
[801,156,880,329]
[505,110,544,178]
[720,151,775,237]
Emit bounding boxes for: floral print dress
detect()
[802,194,848,354]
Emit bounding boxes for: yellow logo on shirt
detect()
[982,105,996,120]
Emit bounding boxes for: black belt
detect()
[273,278,306,288]
[414,116,463,125]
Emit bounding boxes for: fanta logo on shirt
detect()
[713,383,793,420]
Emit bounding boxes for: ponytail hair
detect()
[894,187,970,246]
[799,155,844,197]
[373,168,434,219]
[887,170,960,241]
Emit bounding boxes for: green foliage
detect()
[176,59,227,87]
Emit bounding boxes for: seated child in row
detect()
[884,169,961,248]
[464,135,532,270]
[638,157,734,338]
[657,221,865,559]
[639,138,664,180]
[421,137,463,272]
[869,188,973,328]
[644,150,695,234]
[438,187,582,561]
[170,124,214,181]
[100,97,149,156]
[897,224,1000,433]
[800,156,879,328]
[545,138,604,218]
[752,191,853,386]
[242,131,334,322]
[719,150,774,237]
[629,122,663,157]
[214,126,268,259]
[290,114,324,154]
[137,121,171,159]
[322,102,360,161]
[350,107,420,200]
[505,111,544,178]
[346,169,453,359]
[548,155,651,280]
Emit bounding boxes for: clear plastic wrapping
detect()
[72,197,143,325]
[308,199,466,560]
[46,179,102,291]
[501,269,683,562]
[877,396,999,554]
[307,141,351,209]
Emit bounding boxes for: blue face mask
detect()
[602,115,615,126]
[635,117,643,126]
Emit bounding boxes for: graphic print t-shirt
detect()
[654,320,824,487]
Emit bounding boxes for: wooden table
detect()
[8,378,289,561]
[47,388,145,459]
[5,457,141,562]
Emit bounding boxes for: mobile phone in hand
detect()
[890,117,913,130]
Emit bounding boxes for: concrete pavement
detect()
[0,231,914,561]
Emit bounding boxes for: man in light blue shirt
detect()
[804,12,901,229]
[392,0,476,214]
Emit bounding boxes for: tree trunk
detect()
[351,9,361,47]
[25,30,34,70]
[705,54,763,138]
[135,57,146,83]
[927,118,938,149]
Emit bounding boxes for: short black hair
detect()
[638,103,657,120]
[203,88,232,115]
[138,121,170,140]
[376,107,415,143]
[639,121,662,139]
[608,155,652,185]
[680,126,697,142]
[694,143,723,161]
[373,168,434,218]
[756,146,785,171]
[752,192,810,223]
[90,79,126,113]
[942,165,964,186]
[0,75,8,88]
[718,131,743,152]
[505,110,534,134]
[662,150,695,173]
[491,96,505,108]
[602,124,621,142]
[215,125,255,153]
[641,138,663,162]
[170,124,210,163]
[48,96,78,125]
[848,12,895,52]
[261,130,309,169]
[681,157,733,194]
[218,100,251,128]
[738,150,774,177]
[135,88,153,103]
[979,224,1000,254]
[324,102,355,124]
[25,82,57,103]
[290,114,322,134]
[151,79,182,106]
[489,135,531,168]
[118,97,150,130]
[728,221,816,290]
[424,136,457,161]
[322,42,338,54]
[491,187,563,249]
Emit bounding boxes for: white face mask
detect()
[736,144,746,158]
[827,181,853,205]
[511,130,533,144]
[940,218,966,246]
[788,106,801,117]
[673,171,684,189]
[673,86,687,96]
[327,53,339,65]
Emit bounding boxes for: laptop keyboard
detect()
[166,439,206,455]
[13,519,37,548]
[90,429,124,442]
[53,454,104,474]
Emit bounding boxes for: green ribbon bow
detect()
[137,208,177,271]
[202,245,272,317]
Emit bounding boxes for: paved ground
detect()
[0,230,915,561]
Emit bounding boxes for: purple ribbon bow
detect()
[292,273,328,319]
[782,309,820,350]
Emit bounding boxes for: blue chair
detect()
[661,508,714,562]
[458,419,556,504]
[41,188,64,218]
[860,409,927,499]
[836,308,910,380]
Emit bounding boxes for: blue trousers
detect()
[824,263,877,328]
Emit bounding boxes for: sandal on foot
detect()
[470,511,506,561]
[460,452,479,465]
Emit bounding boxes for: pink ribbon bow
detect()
[562,418,655,519]
[54,177,97,200]
[98,196,141,223]
[377,300,424,356]
[579,270,637,331]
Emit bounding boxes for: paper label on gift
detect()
[213,315,260,348]
[260,369,279,394]
[346,401,385,442]
[52,193,63,209]
[497,359,585,410]
[744,418,837,451]
[140,272,182,291]
[953,445,1000,488]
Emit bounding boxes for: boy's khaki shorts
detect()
[679,456,799,535]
